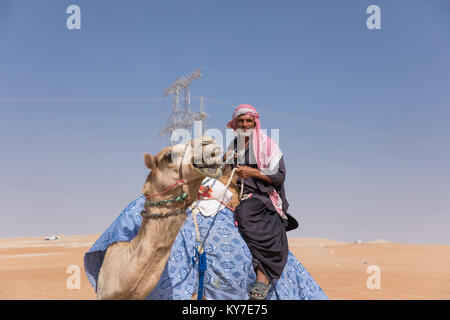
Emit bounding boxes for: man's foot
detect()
[248,281,271,300]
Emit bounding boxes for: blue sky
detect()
[1,0,449,244]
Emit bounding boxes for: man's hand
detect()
[236,165,274,184]
[235,165,258,179]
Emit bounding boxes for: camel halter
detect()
[140,143,190,219]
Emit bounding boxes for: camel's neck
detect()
[123,179,203,299]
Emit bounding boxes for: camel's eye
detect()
[163,150,180,163]
[162,152,172,162]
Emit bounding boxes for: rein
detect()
[146,180,184,199]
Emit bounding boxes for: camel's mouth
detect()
[192,162,222,179]
[188,138,223,179]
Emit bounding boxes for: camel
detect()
[96,136,223,300]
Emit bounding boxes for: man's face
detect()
[236,114,255,132]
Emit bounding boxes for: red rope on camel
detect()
[146,180,184,198]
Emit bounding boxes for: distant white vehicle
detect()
[45,235,61,241]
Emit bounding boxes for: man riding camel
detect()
[84,104,327,301]
[224,104,294,300]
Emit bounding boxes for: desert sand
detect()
[0,235,449,300]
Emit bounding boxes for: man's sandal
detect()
[248,281,272,300]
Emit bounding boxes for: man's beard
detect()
[233,128,254,138]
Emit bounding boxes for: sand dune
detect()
[0,235,449,300]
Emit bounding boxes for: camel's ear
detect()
[144,153,156,169]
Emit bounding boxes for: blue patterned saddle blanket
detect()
[84,196,328,300]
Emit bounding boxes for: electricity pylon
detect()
[159,68,209,139]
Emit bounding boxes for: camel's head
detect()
[142,136,223,196]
